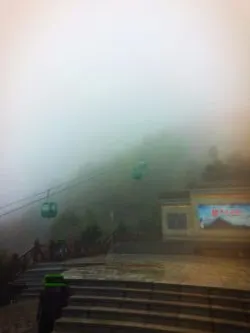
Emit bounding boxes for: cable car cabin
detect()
[131,162,147,180]
[132,169,143,180]
[41,202,58,218]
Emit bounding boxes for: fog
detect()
[1,0,250,206]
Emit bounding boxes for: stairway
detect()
[15,260,106,299]
[54,279,250,333]
[16,262,65,299]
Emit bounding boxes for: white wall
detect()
[161,189,250,240]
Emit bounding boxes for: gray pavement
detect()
[63,254,250,290]
[0,300,37,333]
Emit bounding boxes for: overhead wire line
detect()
[0,119,169,218]
[0,135,139,218]
[0,169,111,218]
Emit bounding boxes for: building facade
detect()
[161,186,250,241]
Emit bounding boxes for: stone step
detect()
[154,283,250,299]
[21,292,39,300]
[20,284,250,309]
[62,306,250,332]
[25,285,43,291]
[65,262,105,268]
[55,317,206,333]
[66,278,250,298]
[70,286,250,308]
[69,295,249,322]
[35,262,65,267]
[16,278,44,285]
[21,268,64,278]
[20,271,62,279]
[27,265,64,271]
[65,278,155,290]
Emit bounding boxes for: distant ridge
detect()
[206,217,250,229]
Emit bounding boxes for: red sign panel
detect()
[211,208,241,217]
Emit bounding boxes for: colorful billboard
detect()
[197,204,250,229]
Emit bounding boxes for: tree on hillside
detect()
[202,147,250,184]
[51,210,82,240]
[208,145,219,162]
[81,224,102,246]
[226,150,243,166]
[226,151,250,184]
[81,209,102,246]
[114,220,129,241]
[202,160,229,182]
[75,132,203,230]
[45,131,211,243]
[0,249,8,265]
[83,208,98,225]
[201,146,226,182]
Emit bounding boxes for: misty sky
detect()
[1,0,250,206]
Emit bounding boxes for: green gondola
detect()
[41,202,58,218]
[132,161,148,180]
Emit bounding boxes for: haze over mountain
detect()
[1,0,250,206]
[1,1,250,252]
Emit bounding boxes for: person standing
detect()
[36,274,70,333]
[33,238,45,263]
[49,240,56,261]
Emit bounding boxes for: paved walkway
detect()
[63,254,250,290]
[2,255,249,333]
[0,300,37,333]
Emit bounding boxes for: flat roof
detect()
[189,180,250,189]
[191,187,250,194]
[159,187,250,200]
[159,191,190,200]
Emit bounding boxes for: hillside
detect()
[0,130,207,252]
[1,128,249,253]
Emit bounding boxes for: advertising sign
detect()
[197,204,250,229]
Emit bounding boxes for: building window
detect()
[167,213,187,229]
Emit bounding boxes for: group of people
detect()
[1,242,71,333]
[48,239,68,261]
[0,253,26,306]
[0,239,69,305]
[33,238,69,263]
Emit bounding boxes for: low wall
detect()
[112,240,250,258]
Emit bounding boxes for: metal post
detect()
[110,210,114,254]
[46,189,50,201]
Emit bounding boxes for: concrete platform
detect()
[63,254,250,290]
[0,300,37,333]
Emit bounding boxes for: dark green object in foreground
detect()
[44,274,66,287]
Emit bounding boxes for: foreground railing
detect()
[2,229,115,276]
[0,228,117,307]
